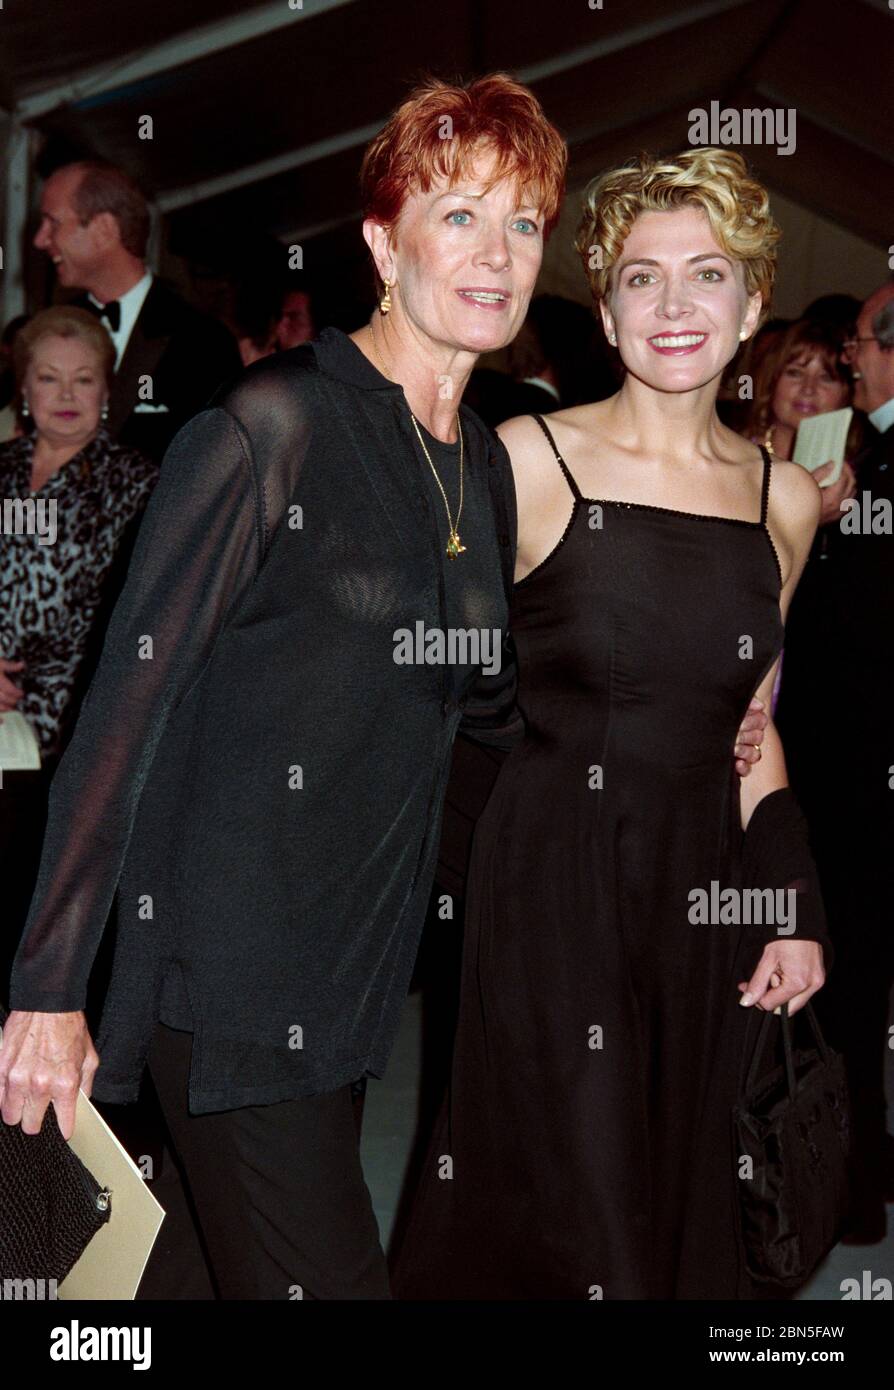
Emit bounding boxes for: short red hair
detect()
[360,72,567,266]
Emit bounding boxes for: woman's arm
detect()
[738,671,787,828]
[0,407,262,1138]
[738,460,826,1016]
[740,460,822,829]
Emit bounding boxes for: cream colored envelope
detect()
[57,1087,166,1299]
[0,711,42,772]
[793,407,854,486]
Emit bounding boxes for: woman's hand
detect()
[0,1010,98,1140]
[734,696,768,777]
[737,938,826,1017]
[0,657,26,711]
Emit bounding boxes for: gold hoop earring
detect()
[380,278,393,315]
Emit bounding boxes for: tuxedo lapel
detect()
[108,282,172,433]
[872,425,894,480]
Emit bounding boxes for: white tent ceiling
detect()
[1,0,891,323]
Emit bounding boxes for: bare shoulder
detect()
[498,400,612,465]
[718,425,821,542]
[495,411,551,458]
[766,458,822,594]
[496,410,571,477]
[768,457,823,533]
[497,410,593,576]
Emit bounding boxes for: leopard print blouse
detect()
[0,426,158,757]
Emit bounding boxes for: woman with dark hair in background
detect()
[739,318,860,712]
[742,317,860,524]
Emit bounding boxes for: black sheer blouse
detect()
[9,328,519,1113]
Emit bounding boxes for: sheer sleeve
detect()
[439,639,523,900]
[8,407,262,1013]
[458,646,524,749]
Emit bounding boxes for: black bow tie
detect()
[86,298,121,332]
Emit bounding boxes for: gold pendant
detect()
[446,530,467,559]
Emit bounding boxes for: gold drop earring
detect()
[380,278,393,315]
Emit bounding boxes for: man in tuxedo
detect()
[34,160,242,463]
[777,281,894,1243]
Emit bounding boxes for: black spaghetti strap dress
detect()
[392,416,788,1300]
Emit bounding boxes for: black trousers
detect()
[145,1022,391,1299]
[0,757,58,1004]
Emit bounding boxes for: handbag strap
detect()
[780,1004,797,1100]
[801,1000,831,1064]
[743,999,831,1101]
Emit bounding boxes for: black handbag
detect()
[732,1000,851,1289]
[0,1005,112,1286]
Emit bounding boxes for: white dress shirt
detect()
[88,270,153,369]
[868,396,894,435]
[522,375,560,402]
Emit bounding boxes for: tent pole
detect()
[2,120,30,326]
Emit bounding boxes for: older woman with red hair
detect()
[0,73,566,1301]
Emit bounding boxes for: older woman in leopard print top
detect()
[0,306,156,991]
[0,306,157,757]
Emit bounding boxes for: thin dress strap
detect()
[758,444,772,526]
[531,413,582,502]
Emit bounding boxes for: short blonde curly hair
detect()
[574,148,780,320]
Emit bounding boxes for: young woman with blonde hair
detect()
[395,147,833,1301]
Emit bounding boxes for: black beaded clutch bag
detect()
[732,1000,851,1289]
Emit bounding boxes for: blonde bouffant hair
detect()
[574,148,781,321]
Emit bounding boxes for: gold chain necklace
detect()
[409,412,466,559]
[369,323,467,559]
